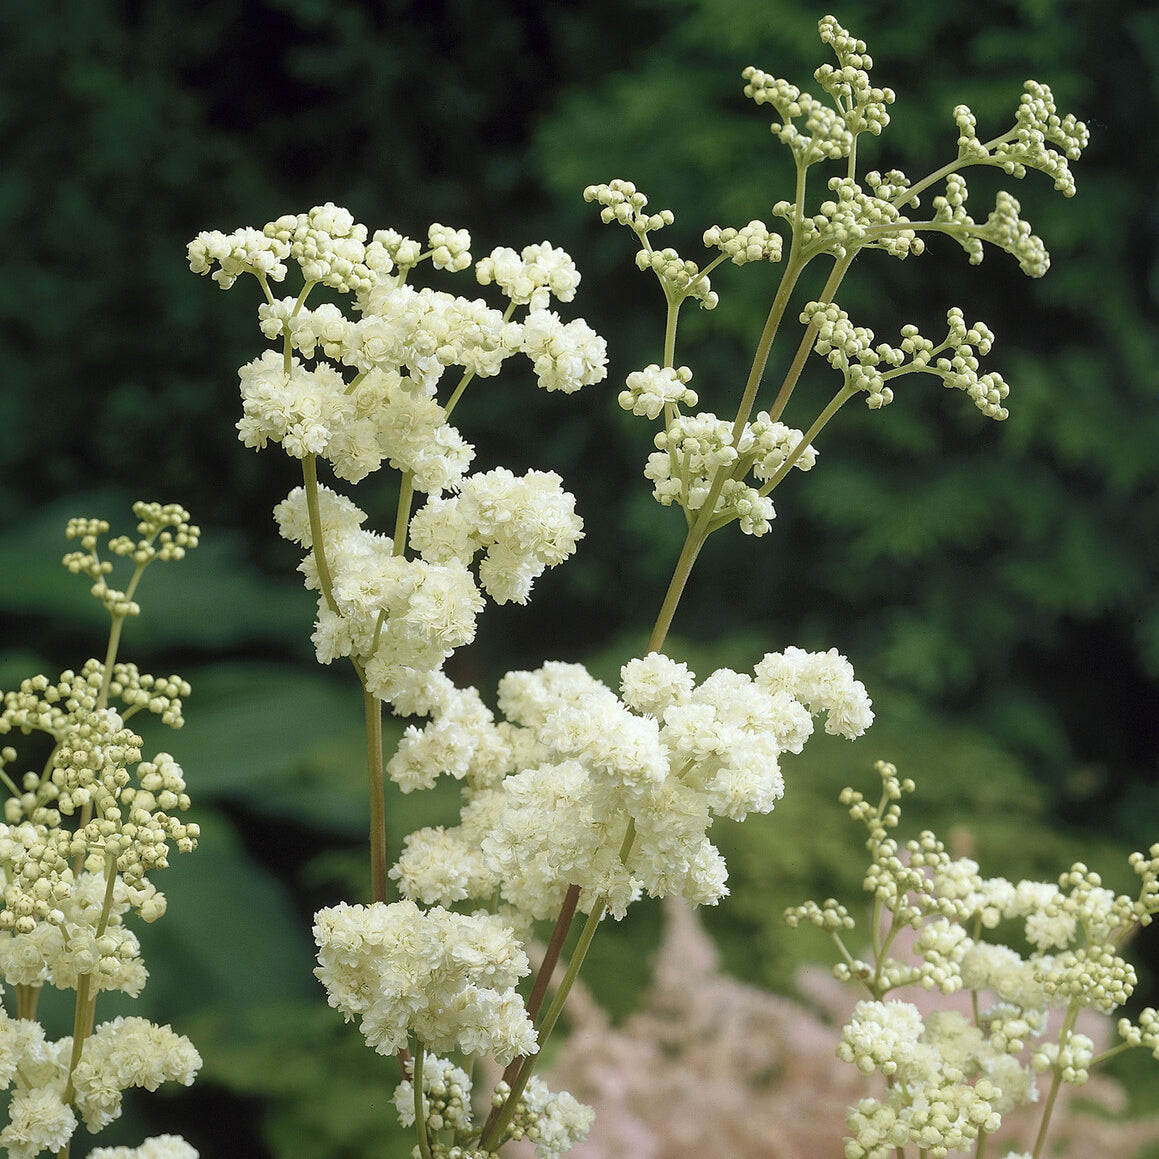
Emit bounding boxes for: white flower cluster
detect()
[0,870,162,996]
[391,649,871,922]
[618,364,698,421]
[490,1075,595,1159]
[313,900,537,1065]
[393,1052,475,1132]
[409,468,584,605]
[89,1137,198,1159]
[644,409,817,534]
[190,205,607,485]
[842,1001,1004,1158]
[802,301,1010,418]
[476,242,581,309]
[0,1010,200,1157]
[275,469,583,707]
[390,1057,594,1159]
[791,761,1159,1159]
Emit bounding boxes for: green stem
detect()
[393,471,416,554]
[755,383,857,502]
[62,854,119,1106]
[663,297,681,368]
[482,884,582,1141]
[765,251,855,423]
[646,520,710,655]
[411,1036,433,1159]
[365,689,388,903]
[727,249,806,445]
[1030,1069,1063,1159]
[302,455,340,616]
[1031,1002,1080,1159]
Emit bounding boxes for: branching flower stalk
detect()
[789,761,1159,1158]
[0,503,203,1159]
[181,16,1134,1159]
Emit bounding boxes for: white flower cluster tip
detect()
[313,900,537,1065]
[644,409,817,534]
[190,204,607,484]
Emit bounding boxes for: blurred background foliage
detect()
[1,0,1157,1154]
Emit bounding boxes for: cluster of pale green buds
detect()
[62,504,200,618]
[583,181,718,308]
[802,302,1009,418]
[742,17,894,166]
[702,220,783,266]
[953,80,1088,196]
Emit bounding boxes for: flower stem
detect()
[365,689,388,903]
[302,455,340,617]
[411,1037,433,1159]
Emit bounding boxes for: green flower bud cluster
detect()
[0,507,199,933]
[1118,1007,1159,1061]
[63,503,199,618]
[953,80,1088,196]
[929,175,1050,277]
[802,302,1010,419]
[782,175,923,262]
[584,182,717,308]
[702,220,783,266]
[743,16,894,167]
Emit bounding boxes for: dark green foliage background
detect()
[1,0,1157,1155]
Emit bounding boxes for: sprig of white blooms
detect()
[0,508,201,1156]
[313,901,537,1065]
[789,761,1159,1158]
[391,649,871,921]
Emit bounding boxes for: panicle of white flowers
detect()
[644,410,817,534]
[312,900,537,1065]
[790,760,1159,1158]
[388,649,870,923]
[0,1009,200,1156]
[191,204,606,484]
[488,1076,595,1159]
